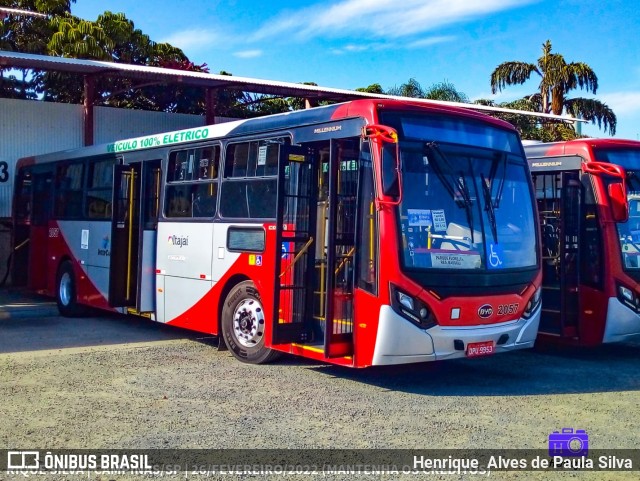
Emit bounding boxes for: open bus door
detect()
[536,161,628,341]
[272,140,357,358]
[273,145,318,345]
[12,168,53,289]
[320,139,358,358]
[536,171,581,337]
[109,160,161,312]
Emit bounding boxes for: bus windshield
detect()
[397,141,537,271]
[594,148,640,271]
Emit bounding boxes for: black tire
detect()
[221,280,280,364]
[55,261,84,317]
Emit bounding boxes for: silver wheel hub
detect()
[59,272,72,306]
[232,298,264,348]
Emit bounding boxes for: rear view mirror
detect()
[381,143,400,197]
[608,182,629,223]
[363,124,402,208]
[582,162,629,223]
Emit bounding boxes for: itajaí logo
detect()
[98,235,110,256]
[168,235,189,247]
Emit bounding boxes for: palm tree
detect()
[387,78,468,102]
[490,40,616,136]
[424,80,468,103]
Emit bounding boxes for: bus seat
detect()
[542,223,558,256]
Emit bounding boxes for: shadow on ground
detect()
[0,312,208,354]
[304,341,640,397]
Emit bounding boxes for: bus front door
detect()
[536,171,581,338]
[319,139,357,358]
[272,145,318,345]
[109,160,160,312]
[272,140,358,359]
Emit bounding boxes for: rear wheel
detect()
[221,281,280,364]
[56,261,84,317]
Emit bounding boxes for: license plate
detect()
[466,340,495,358]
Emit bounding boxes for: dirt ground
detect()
[0,311,639,481]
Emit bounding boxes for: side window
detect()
[581,174,603,288]
[220,138,285,219]
[227,227,265,252]
[196,146,218,180]
[165,145,220,219]
[86,158,114,219]
[357,143,377,293]
[14,169,32,223]
[55,162,84,218]
[168,150,191,182]
[534,172,562,261]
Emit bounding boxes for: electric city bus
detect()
[12,99,542,366]
[525,138,637,346]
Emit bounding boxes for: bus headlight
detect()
[390,284,435,328]
[397,291,414,311]
[523,286,542,319]
[617,283,640,312]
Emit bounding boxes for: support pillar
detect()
[205,88,217,125]
[304,98,318,109]
[83,75,95,146]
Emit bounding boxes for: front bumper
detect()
[371,304,541,365]
[603,297,640,343]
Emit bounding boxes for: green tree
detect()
[386,78,469,102]
[387,78,426,98]
[48,14,112,58]
[490,40,616,137]
[474,98,578,142]
[424,80,468,103]
[1,4,217,114]
[0,0,73,98]
[356,83,384,94]
[40,10,211,113]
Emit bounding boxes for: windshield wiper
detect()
[425,142,475,244]
[489,152,507,209]
[481,173,498,243]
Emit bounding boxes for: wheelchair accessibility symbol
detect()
[487,243,504,269]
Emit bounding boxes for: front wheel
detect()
[56,261,84,317]
[221,281,280,364]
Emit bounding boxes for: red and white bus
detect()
[525,139,638,346]
[12,99,542,366]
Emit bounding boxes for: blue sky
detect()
[72,0,640,140]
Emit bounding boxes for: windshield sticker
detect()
[431,210,447,232]
[408,209,432,227]
[487,243,504,269]
[431,252,481,269]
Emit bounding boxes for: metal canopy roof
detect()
[0,50,579,122]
